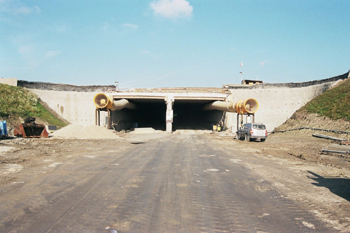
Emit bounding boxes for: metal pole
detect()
[98,109,100,126]
[95,109,97,125]
[107,109,112,129]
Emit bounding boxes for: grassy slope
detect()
[275,78,350,134]
[0,84,68,128]
[302,78,350,121]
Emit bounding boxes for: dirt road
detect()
[0,132,349,232]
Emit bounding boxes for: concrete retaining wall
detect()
[0,77,17,86]
[225,72,348,89]
[18,80,115,92]
[19,71,349,130]
[29,89,109,126]
[226,72,349,132]
[17,81,115,126]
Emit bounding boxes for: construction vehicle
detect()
[14,117,49,138]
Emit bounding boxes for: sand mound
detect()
[51,124,120,139]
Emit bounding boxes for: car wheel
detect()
[261,138,266,142]
[235,134,240,140]
[245,134,250,142]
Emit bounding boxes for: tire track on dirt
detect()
[107,135,189,232]
[201,135,333,232]
[2,140,159,232]
[1,134,335,232]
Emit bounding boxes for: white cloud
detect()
[101,22,109,32]
[15,5,40,15]
[18,45,34,57]
[122,23,138,29]
[141,49,157,59]
[150,0,193,19]
[45,50,61,59]
[51,24,68,33]
[0,0,41,15]
[260,61,268,67]
[141,49,151,54]
[17,45,39,68]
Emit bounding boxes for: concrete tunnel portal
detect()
[111,99,224,131]
[94,92,259,132]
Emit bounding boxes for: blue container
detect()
[0,121,8,136]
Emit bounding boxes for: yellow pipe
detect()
[203,101,235,112]
[93,93,136,110]
[203,98,259,114]
[110,99,136,111]
[234,98,259,114]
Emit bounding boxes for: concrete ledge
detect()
[133,128,156,134]
[224,71,349,89]
[18,80,115,92]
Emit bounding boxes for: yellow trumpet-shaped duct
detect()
[93,93,136,111]
[94,93,114,109]
[203,98,259,114]
[234,98,259,114]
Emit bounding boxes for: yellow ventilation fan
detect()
[93,93,113,109]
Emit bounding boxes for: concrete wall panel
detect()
[30,89,108,126]
[22,71,349,131]
[0,77,17,86]
[226,82,341,132]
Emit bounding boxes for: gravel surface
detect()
[50,124,121,139]
[0,133,349,232]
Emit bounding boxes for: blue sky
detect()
[0,0,349,88]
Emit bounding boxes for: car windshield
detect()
[253,124,266,130]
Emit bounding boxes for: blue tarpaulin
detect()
[0,121,8,137]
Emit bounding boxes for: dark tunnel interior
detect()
[172,101,224,130]
[111,99,225,131]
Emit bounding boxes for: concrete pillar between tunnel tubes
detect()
[165,96,174,133]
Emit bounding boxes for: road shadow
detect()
[308,171,350,202]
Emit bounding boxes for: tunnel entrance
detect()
[172,100,224,131]
[110,99,225,132]
[111,99,166,131]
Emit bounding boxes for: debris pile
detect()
[51,124,120,139]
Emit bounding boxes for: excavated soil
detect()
[275,110,350,135]
[1,113,350,185]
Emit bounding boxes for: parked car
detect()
[236,123,267,142]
